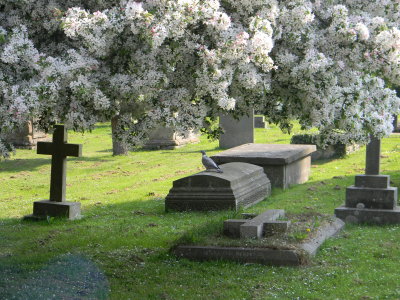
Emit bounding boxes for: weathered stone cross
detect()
[37,125,82,202]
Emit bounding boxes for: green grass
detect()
[0,123,399,299]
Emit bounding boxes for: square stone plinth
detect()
[212,144,316,189]
[345,186,397,209]
[25,200,81,220]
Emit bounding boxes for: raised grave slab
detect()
[165,162,271,211]
[212,143,316,189]
[173,215,344,266]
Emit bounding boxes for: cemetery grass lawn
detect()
[0,123,399,299]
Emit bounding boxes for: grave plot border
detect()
[172,218,344,266]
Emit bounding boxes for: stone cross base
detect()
[335,175,400,224]
[24,200,81,221]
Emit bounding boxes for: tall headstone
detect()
[24,125,82,220]
[219,110,254,149]
[335,137,400,224]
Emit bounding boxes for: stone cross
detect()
[365,136,380,175]
[37,125,82,202]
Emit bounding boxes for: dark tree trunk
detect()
[111,115,129,156]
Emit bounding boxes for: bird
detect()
[201,150,223,173]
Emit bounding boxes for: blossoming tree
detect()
[1,0,399,158]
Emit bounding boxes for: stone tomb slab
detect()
[212,144,316,189]
[173,218,344,266]
[165,162,271,211]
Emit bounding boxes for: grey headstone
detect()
[212,144,316,189]
[219,111,254,149]
[254,116,267,128]
[165,162,271,211]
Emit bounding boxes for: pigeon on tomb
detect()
[201,150,223,173]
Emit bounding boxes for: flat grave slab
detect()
[165,162,271,211]
[212,143,316,188]
[173,210,344,266]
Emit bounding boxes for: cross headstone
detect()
[365,136,380,175]
[335,136,400,224]
[37,125,82,202]
[24,125,83,220]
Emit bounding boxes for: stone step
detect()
[354,175,390,189]
[345,186,398,209]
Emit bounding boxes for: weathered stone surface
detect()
[219,111,254,149]
[24,200,81,220]
[254,116,267,128]
[335,206,400,225]
[264,220,291,236]
[165,162,271,211]
[300,218,344,256]
[5,121,47,149]
[345,186,397,209]
[240,209,285,239]
[354,175,390,188]
[173,245,300,266]
[223,220,246,238]
[212,144,316,188]
[365,136,381,175]
[144,127,200,149]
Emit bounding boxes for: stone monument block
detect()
[144,127,200,150]
[6,121,47,149]
[254,116,267,128]
[212,143,316,189]
[335,137,400,224]
[219,111,254,149]
[165,162,271,211]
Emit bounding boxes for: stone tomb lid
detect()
[212,143,316,165]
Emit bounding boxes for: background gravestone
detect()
[335,136,400,224]
[24,125,82,220]
[212,143,316,189]
[393,115,399,133]
[144,126,200,150]
[254,116,267,128]
[5,120,47,149]
[219,110,254,149]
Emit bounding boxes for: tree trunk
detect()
[111,115,129,156]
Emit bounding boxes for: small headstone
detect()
[219,111,254,149]
[254,116,267,128]
[212,143,316,189]
[165,162,271,211]
[144,127,200,150]
[24,125,82,220]
[335,137,400,224]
